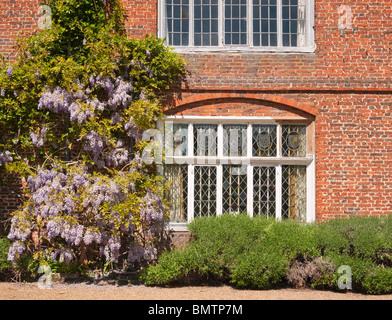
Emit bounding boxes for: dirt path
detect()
[0,282,391,300]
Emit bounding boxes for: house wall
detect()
[0,0,391,225]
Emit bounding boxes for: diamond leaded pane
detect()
[281,124,306,157]
[253,166,276,218]
[222,165,247,214]
[282,165,306,221]
[194,124,217,157]
[164,122,188,157]
[163,165,188,222]
[223,124,247,157]
[252,125,277,157]
[194,166,217,217]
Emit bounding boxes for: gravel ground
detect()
[0,282,391,300]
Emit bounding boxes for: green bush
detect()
[0,237,12,278]
[362,267,392,295]
[141,214,392,294]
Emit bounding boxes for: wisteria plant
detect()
[0,0,185,273]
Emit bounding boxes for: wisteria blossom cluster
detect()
[36,74,142,168]
[29,126,48,148]
[7,163,166,266]
[38,75,134,123]
[0,150,13,166]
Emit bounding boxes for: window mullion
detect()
[217,164,223,216]
[247,164,253,217]
[277,0,282,48]
[219,0,224,46]
[248,0,253,47]
[187,164,194,223]
[189,0,194,46]
[306,160,315,223]
[275,164,282,221]
[277,123,282,157]
[218,123,223,157]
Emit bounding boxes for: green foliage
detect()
[0,0,185,276]
[362,267,392,295]
[141,215,392,294]
[0,237,12,274]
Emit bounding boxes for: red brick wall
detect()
[0,0,41,61]
[0,0,391,222]
[121,0,157,38]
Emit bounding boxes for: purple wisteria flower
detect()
[0,150,13,165]
[6,66,13,78]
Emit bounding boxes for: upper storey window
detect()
[159,0,315,52]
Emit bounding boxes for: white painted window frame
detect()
[165,116,315,231]
[158,0,315,53]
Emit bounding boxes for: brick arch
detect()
[166,92,317,116]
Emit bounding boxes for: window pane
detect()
[253,0,277,47]
[282,0,303,47]
[281,125,306,157]
[253,166,276,218]
[252,125,277,157]
[164,165,188,222]
[222,165,247,214]
[225,0,247,45]
[194,166,217,217]
[194,124,217,156]
[165,0,189,46]
[165,123,188,157]
[223,124,247,157]
[194,0,219,46]
[282,165,306,221]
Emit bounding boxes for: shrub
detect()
[286,257,335,289]
[362,267,392,295]
[0,237,12,280]
[141,214,392,294]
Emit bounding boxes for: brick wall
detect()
[0,0,391,224]
[0,0,41,61]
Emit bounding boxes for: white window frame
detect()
[158,0,315,53]
[164,116,315,231]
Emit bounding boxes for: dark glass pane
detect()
[202,5,210,18]
[195,20,201,32]
[211,19,218,32]
[203,19,210,32]
[283,34,290,46]
[270,5,277,18]
[194,5,201,18]
[262,33,268,46]
[261,6,268,18]
[282,6,289,19]
[270,33,277,46]
[270,19,277,32]
[253,34,260,46]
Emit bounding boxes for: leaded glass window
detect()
[165,122,188,157]
[163,119,314,227]
[224,0,247,45]
[194,166,217,217]
[165,0,190,46]
[164,165,188,222]
[252,124,277,157]
[253,166,276,217]
[282,165,306,220]
[281,124,306,157]
[253,0,277,47]
[222,165,247,213]
[160,0,314,51]
[223,124,247,157]
[194,124,217,156]
[195,0,219,46]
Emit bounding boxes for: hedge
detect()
[140,214,392,294]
